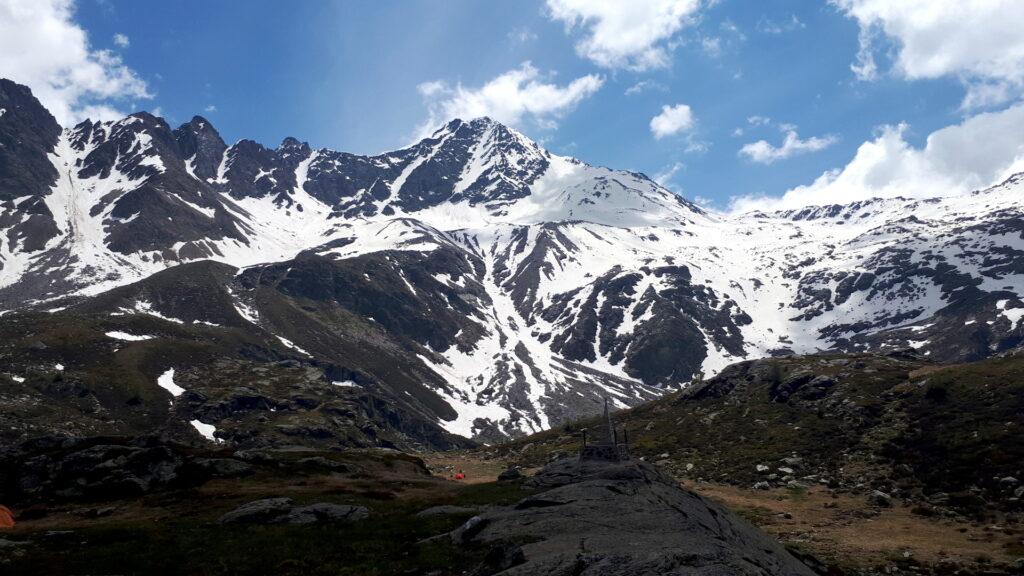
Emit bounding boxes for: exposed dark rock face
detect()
[0,434,421,507]
[1,436,191,502]
[172,116,227,182]
[0,79,61,202]
[451,458,816,575]
[0,78,62,255]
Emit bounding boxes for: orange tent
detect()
[0,505,14,528]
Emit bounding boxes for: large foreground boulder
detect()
[217,497,369,525]
[452,458,816,575]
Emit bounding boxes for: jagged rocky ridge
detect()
[1,78,1023,441]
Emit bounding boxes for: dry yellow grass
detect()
[690,482,1021,568]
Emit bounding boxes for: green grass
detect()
[7,513,480,576]
[6,477,538,576]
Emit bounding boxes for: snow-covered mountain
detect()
[2,78,1023,441]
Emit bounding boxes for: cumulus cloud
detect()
[730,103,1024,213]
[0,0,151,125]
[739,128,838,164]
[112,32,129,48]
[545,0,704,70]
[650,103,694,139]
[415,62,603,138]
[832,0,1024,108]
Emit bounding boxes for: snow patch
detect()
[277,335,310,356]
[190,419,220,442]
[133,300,185,324]
[157,368,185,398]
[106,331,154,341]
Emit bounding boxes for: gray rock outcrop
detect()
[452,458,816,575]
[217,497,369,525]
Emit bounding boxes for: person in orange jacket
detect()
[454,469,466,480]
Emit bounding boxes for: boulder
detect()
[218,498,368,525]
[868,490,893,507]
[190,458,253,479]
[497,467,524,482]
[218,498,294,524]
[415,505,479,518]
[282,503,368,525]
[296,456,356,473]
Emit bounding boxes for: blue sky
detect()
[3,0,1024,212]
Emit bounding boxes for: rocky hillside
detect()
[0,285,472,452]
[488,349,1024,516]
[2,77,1024,440]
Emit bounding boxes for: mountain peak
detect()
[278,136,310,153]
[173,115,227,181]
[185,115,214,129]
[468,115,497,126]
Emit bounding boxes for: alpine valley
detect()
[2,77,1023,446]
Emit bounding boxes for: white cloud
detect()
[112,32,129,48]
[650,103,694,139]
[507,27,537,44]
[0,0,151,126]
[730,103,1024,212]
[624,80,667,96]
[653,161,684,187]
[699,36,721,58]
[832,0,1024,107]
[719,20,745,41]
[545,0,704,70]
[416,62,603,138]
[739,129,838,164]
[204,104,217,113]
[756,14,804,35]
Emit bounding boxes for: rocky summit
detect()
[2,77,1024,442]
